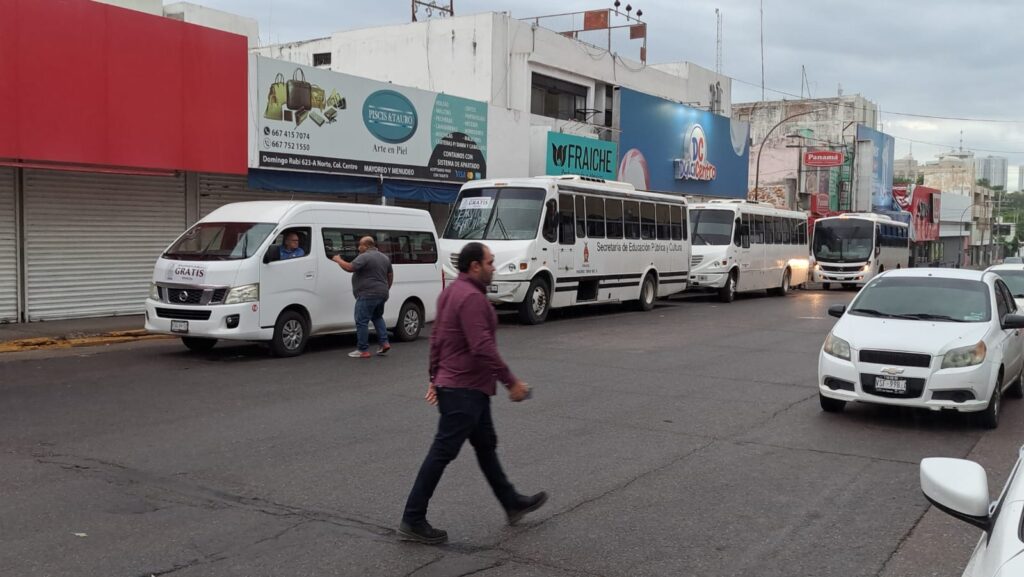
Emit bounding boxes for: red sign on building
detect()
[893,185,941,242]
[803,150,845,167]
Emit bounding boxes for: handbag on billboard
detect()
[287,68,312,111]
[311,85,326,110]
[263,73,287,120]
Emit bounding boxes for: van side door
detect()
[260,226,317,329]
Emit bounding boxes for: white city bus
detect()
[811,213,910,289]
[439,175,691,324]
[687,200,811,302]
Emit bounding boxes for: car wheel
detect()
[980,371,1003,429]
[394,300,423,342]
[270,310,309,357]
[636,273,657,311]
[822,282,831,290]
[1008,365,1024,399]
[518,277,551,325]
[718,271,737,303]
[769,269,791,297]
[181,337,217,352]
[819,393,846,413]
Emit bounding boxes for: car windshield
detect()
[443,187,546,240]
[996,270,1024,298]
[848,276,991,322]
[163,222,276,261]
[813,219,874,263]
[689,209,734,246]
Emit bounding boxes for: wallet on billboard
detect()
[311,85,326,110]
[284,110,294,122]
[310,110,325,126]
[296,109,309,127]
[324,107,337,121]
[287,68,312,111]
[264,73,287,120]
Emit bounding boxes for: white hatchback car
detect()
[818,268,1024,428]
[987,264,1024,310]
[920,447,1024,577]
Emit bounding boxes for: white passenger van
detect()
[439,175,691,324]
[688,200,811,302]
[144,201,442,356]
[811,213,910,289]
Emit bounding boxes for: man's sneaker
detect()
[397,521,448,545]
[348,350,371,359]
[377,344,392,356]
[506,491,548,525]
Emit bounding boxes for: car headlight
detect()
[149,282,159,300]
[823,332,851,361]
[941,341,986,369]
[225,283,259,304]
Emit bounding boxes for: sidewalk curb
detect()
[0,330,173,353]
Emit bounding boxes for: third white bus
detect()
[688,200,811,302]
[439,175,691,324]
[811,213,910,290]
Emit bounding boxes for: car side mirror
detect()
[1002,314,1024,330]
[827,304,846,318]
[920,458,991,531]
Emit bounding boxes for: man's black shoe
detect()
[506,491,548,525]
[398,521,448,545]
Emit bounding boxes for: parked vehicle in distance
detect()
[818,268,1024,428]
[145,201,442,356]
[986,263,1024,309]
[439,175,691,324]
[1000,256,1024,264]
[920,446,1024,577]
[687,200,810,302]
[811,213,909,290]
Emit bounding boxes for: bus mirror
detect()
[875,245,881,257]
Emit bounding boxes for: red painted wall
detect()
[0,0,246,174]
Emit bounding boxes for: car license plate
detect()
[170,320,189,334]
[874,376,907,394]
[487,284,498,293]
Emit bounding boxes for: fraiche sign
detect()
[803,150,845,167]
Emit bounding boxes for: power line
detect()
[886,134,1024,155]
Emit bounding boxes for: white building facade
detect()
[975,155,1008,189]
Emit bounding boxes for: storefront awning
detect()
[248,169,379,195]
[383,180,460,204]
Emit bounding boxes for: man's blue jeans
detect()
[355,296,389,352]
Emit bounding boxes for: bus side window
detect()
[669,205,683,241]
[755,215,765,244]
[575,196,587,239]
[656,204,671,240]
[605,199,624,239]
[624,200,640,239]
[640,202,656,240]
[586,197,605,238]
[559,194,576,245]
[542,199,558,243]
[741,214,751,248]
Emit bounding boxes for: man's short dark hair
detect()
[458,242,487,273]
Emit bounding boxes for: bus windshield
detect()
[690,209,734,246]
[443,188,546,241]
[813,219,874,262]
[163,222,276,261]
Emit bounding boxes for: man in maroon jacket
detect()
[398,242,547,545]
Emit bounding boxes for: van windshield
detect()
[443,188,546,241]
[163,222,276,261]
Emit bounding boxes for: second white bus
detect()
[811,213,910,289]
[687,200,811,302]
[439,175,692,324]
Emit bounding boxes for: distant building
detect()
[975,155,1008,189]
[894,154,919,182]
[93,0,260,48]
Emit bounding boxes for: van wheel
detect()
[769,269,791,296]
[718,271,736,303]
[181,337,217,352]
[819,393,846,413]
[518,277,550,325]
[394,300,423,342]
[822,282,831,290]
[636,273,657,311]
[980,371,1003,429]
[270,310,308,357]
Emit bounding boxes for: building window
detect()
[530,73,588,121]
[313,52,332,67]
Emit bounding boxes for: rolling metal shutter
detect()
[23,169,186,321]
[0,168,17,322]
[198,173,374,218]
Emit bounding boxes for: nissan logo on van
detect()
[363,90,418,144]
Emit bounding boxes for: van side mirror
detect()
[1002,314,1024,330]
[920,458,992,531]
[827,304,846,318]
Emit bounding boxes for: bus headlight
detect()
[823,332,851,361]
[149,282,160,300]
[225,283,259,304]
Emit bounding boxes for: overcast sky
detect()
[195,0,1024,189]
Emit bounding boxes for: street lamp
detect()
[754,108,826,202]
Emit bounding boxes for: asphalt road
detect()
[3,288,1022,577]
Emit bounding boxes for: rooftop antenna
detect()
[715,8,722,76]
[412,0,453,22]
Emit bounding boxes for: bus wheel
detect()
[769,269,791,297]
[637,273,657,311]
[181,337,217,352]
[518,277,551,325]
[718,271,737,303]
[394,300,423,342]
[270,310,309,357]
[822,282,831,290]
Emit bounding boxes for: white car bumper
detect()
[689,271,729,289]
[144,299,272,341]
[818,349,995,412]
[812,269,868,285]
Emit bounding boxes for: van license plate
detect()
[874,376,907,394]
[487,284,498,293]
[170,320,189,334]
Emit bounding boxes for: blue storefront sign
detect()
[546,131,618,180]
[617,88,750,198]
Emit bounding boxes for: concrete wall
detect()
[164,2,260,48]
[92,0,162,16]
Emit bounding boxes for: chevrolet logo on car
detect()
[881,367,905,375]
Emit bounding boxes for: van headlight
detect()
[941,341,986,369]
[823,332,851,361]
[149,282,159,300]
[225,283,259,304]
